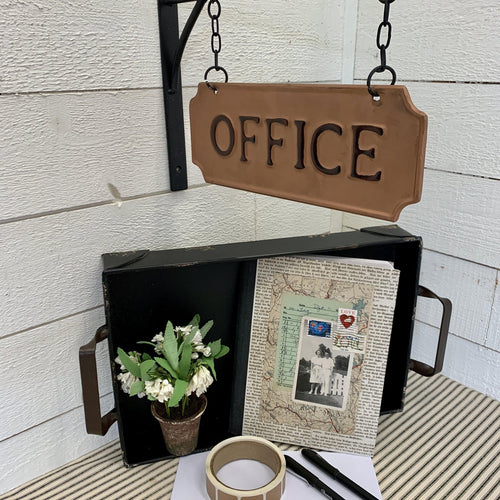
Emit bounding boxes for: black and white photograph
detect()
[292,317,352,411]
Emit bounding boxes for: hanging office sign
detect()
[190,83,427,221]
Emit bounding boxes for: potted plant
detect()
[115,314,229,456]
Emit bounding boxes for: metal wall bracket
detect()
[157,0,208,191]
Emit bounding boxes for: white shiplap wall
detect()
[0,0,498,494]
[346,1,499,399]
[0,1,343,493]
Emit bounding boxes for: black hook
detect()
[204,65,228,93]
[367,65,397,98]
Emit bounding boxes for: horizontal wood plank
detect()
[0,308,111,441]
[416,250,497,346]
[343,169,500,269]
[410,321,500,400]
[255,194,343,240]
[0,186,256,339]
[0,0,344,94]
[485,272,500,352]
[0,87,204,222]
[354,0,500,82]
[0,394,118,496]
[396,82,499,180]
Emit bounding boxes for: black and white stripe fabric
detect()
[375,372,500,500]
[2,372,498,499]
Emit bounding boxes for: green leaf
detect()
[162,321,179,371]
[207,339,221,357]
[142,353,152,361]
[203,356,217,380]
[178,342,193,380]
[140,359,156,381]
[137,341,156,347]
[214,345,230,359]
[199,320,214,339]
[155,357,178,379]
[117,348,141,378]
[129,379,145,396]
[168,379,189,408]
[178,326,198,356]
[188,314,200,329]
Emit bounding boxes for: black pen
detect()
[285,455,346,500]
[302,449,379,500]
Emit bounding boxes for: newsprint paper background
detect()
[242,255,400,456]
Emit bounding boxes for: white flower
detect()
[117,371,145,398]
[117,371,135,392]
[115,355,125,370]
[188,330,211,357]
[145,378,174,403]
[175,325,193,336]
[115,353,145,397]
[151,332,165,354]
[192,330,203,344]
[152,332,164,343]
[186,365,214,397]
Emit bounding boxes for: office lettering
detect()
[210,115,235,157]
[351,125,383,181]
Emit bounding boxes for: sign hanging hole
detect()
[204,66,228,94]
[367,65,397,98]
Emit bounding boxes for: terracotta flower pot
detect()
[151,394,207,456]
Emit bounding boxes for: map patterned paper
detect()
[242,255,400,456]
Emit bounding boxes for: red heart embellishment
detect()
[340,314,355,329]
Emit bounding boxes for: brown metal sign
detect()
[190,83,427,221]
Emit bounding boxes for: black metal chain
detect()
[367,0,397,99]
[204,0,228,92]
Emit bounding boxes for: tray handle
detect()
[409,285,452,377]
[79,325,117,435]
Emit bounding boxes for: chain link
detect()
[204,0,228,92]
[367,0,397,99]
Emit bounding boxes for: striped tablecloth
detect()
[2,372,499,500]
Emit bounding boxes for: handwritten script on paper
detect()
[275,294,350,388]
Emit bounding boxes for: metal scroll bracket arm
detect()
[157,0,208,191]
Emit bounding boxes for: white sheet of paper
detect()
[171,449,382,499]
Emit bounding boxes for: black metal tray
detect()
[79,225,450,466]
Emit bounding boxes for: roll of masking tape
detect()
[205,436,286,500]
